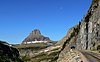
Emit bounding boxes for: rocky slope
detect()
[76,0,100,50]
[0,41,23,62]
[14,44,61,62]
[57,0,100,62]
[57,0,100,51]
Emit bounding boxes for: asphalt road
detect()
[80,51,100,62]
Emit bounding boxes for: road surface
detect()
[80,51,100,62]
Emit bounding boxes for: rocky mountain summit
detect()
[22,29,53,44]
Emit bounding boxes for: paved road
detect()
[80,51,100,62]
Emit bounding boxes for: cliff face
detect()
[0,41,22,62]
[57,0,100,50]
[76,0,100,50]
[57,0,100,62]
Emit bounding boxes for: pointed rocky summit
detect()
[22,29,52,44]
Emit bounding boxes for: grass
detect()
[21,47,60,62]
[14,43,59,62]
[31,51,59,62]
[13,43,49,49]
[92,0,99,5]
[21,55,31,61]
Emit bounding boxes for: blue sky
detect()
[0,0,92,44]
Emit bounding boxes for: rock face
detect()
[22,29,52,44]
[0,41,23,62]
[76,0,100,50]
[57,0,100,50]
[57,0,100,62]
[57,49,82,62]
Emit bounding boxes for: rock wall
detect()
[57,0,100,50]
[76,0,100,50]
[56,0,100,62]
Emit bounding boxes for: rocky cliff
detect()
[57,0,100,62]
[57,0,100,51]
[0,41,23,62]
[76,0,100,50]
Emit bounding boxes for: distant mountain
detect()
[22,29,53,44]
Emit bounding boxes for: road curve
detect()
[80,51,100,62]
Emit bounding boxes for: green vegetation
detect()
[21,55,31,61]
[91,48,96,51]
[70,26,80,38]
[30,51,59,62]
[92,0,99,5]
[13,43,49,49]
[0,43,23,62]
[15,43,60,62]
[97,45,100,50]
[0,56,22,62]
[20,47,60,62]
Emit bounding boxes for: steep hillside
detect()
[0,41,23,62]
[76,0,100,50]
[57,0,100,51]
[14,44,61,62]
[57,0,100,62]
[56,24,79,46]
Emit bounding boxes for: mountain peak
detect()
[32,29,41,35]
[22,29,53,44]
